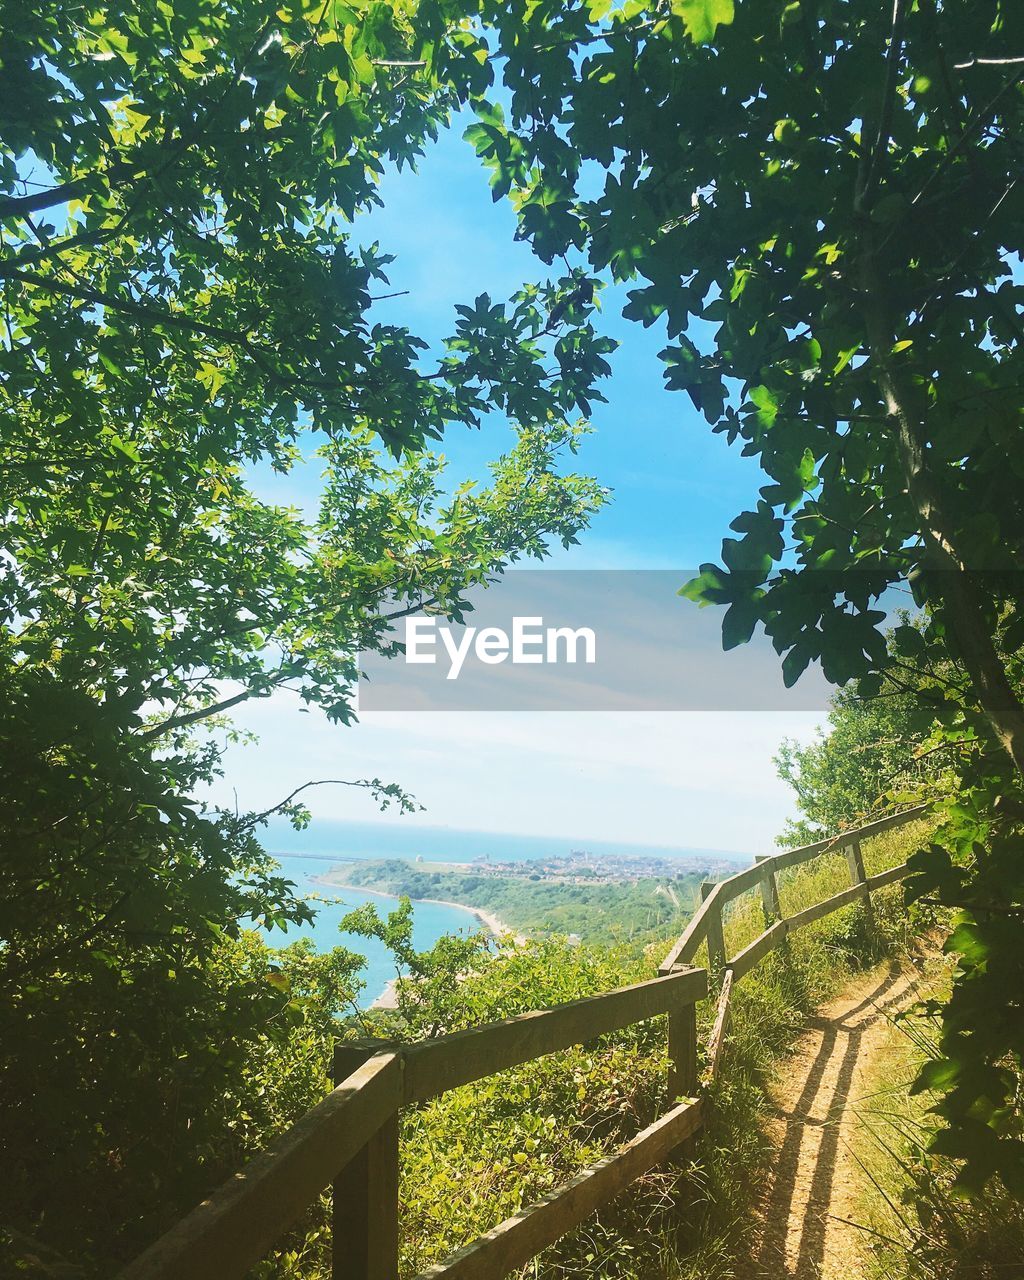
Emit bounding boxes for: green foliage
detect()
[467,0,1024,722]
[256,928,675,1280]
[850,966,1024,1280]
[0,0,616,1267]
[0,670,366,1264]
[379,939,671,1279]
[905,803,1024,1195]
[338,897,491,1035]
[1,0,612,744]
[330,860,704,942]
[774,682,938,845]
[461,0,1024,1193]
[671,0,735,46]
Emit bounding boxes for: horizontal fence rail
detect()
[120,804,928,1280]
[415,1099,704,1280]
[658,804,927,976]
[402,967,708,1104]
[669,806,928,1089]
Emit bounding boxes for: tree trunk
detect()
[859,234,1024,777]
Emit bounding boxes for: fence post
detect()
[332,1040,401,1280]
[844,837,875,934]
[754,855,782,924]
[700,882,727,982]
[667,995,698,1105]
[667,978,699,1163]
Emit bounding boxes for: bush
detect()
[251,822,932,1280]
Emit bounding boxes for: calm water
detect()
[260,816,751,866]
[259,854,485,1007]
[256,825,750,1006]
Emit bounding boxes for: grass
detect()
[253,820,941,1280]
[847,962,1024,1280]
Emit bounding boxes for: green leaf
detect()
[782,642,813,688]
[722,597,760,649]
[749,384,779,427]
[679,563,729,606]
[670,0,735,44]
[912,1057,962,1095]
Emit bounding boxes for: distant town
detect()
[447,848,745,885]
[316,846,748,889]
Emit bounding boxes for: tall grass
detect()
[253,821,936,1280]
[848,973,1024,1280]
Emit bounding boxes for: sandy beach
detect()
[371,977,401,1010]
[415,896,526,944]
[312,874,526,1007]
[314,874,521,941]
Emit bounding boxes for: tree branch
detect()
[856,0,907,213]
[244,777,413,827]
[0,179,90,219]
[955,55,1024,70]
[140,688,254,741]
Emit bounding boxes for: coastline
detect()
[415,895,526,944]
[313,873,526,1007]
[371,977,401,1010]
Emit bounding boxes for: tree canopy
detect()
[462,0,1024,1192]
[5,0,1024,1257]
[0,0,612,1262]
[1,0,612,739]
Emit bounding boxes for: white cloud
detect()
[206,690,824,858]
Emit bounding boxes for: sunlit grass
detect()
[848,964,1024,1280]
[254,822,938,1280]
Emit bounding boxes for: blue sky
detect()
[248,116,764,562]
[211,115,826,858]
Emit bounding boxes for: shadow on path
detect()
[746,963,921,1280]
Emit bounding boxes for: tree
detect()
[1,0,611,742]
[465,0,1024,1192]
[0,0,613,1264]
[775,681,937,845]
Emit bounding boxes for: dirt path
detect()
[744,954,930,1280]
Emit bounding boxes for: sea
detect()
[260,816,751,867]
[256,818,752,1006]
[261,854,485,1009]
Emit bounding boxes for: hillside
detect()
[322,858,711,944]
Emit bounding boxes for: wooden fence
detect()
[658,804,928,1089]
[118,804,927,1280]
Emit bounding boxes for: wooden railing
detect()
[660,804,929,1087]
[119,968,707,1280]
[118,804,927,1280]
